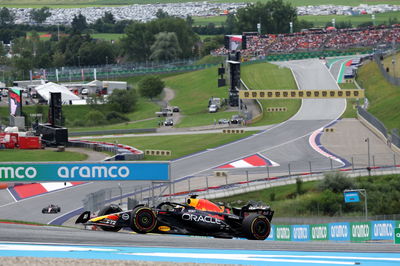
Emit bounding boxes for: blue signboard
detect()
[0,161,170,182]
[329,222,350,241]
[344,191,360,203]
[371,220,395,241]
[266,225,275,241]
[292,225,310,241]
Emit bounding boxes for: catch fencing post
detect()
[206,175,209,190]
[267,166,270,179]
[352,157,354,172]
[246,171,249,185]
[288,163,291,176]
[309,161,312,176]
[151,182,155,206]
[330,158,333,170]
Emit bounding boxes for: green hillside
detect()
[356,57,400,131]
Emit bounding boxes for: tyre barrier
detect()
[222,129,245,134]
[324,128,334,132]
[214,171,228,177]
[145,149,171,156]
[345,79,354,83]
[266,107,287,112]
[68,140,144,160]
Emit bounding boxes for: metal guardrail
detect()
[373,54,400,86]
[357,106,388,138]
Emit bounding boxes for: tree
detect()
[318,171,354,193]
[225,13,237,34]
[236,0,297,34]
[121,22,154,61]
[107,89,138,113]
[150,32,182,62]
[186,15,194,27]
[155,9,169,19]
[138,76,164,100]
[102,11,115,24]
[30,7,51,24]
[71,13,88,34]
[0,7,15,26]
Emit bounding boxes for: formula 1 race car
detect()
[75,196,274,240]
[42,204,61,214]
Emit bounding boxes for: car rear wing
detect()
[75,211,91,224]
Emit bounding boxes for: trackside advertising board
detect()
[292,225,310,241]
[0,161,170,182]
[329,222,350,241]
[310,224,329,241]
[275,225,291,241]
[350,222,371,242]
[371,221,395,241]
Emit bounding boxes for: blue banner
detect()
[292,225,310,241]
[371,221,395,240]
[266,225,275,241]
[344,191,360,203]
[0,162,170,182]
[329,222,350,241]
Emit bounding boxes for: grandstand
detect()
[212,24,400,58]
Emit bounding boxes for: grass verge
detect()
[96,131,255,160]
[356,59,400,131]
[0,149,88,161]
[241,62,300,126]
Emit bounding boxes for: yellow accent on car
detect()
[158,226,171,232]
[90,215,110,222]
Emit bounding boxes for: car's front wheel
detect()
[130,206,157,234]
[242,214,271,240]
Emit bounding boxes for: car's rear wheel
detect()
[242,214,271,240]
[97,205,123,232]
[130,206,157,234]
[57,207,61,212]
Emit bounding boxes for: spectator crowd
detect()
[212,24,400,58]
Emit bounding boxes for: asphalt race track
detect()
[2,58,392,265]
[1,223,399,266]
[1,59,347,224]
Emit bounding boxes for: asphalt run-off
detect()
[1,243,400,266]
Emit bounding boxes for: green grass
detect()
[356,57,400,131]
[241,62,300,126]
[194,16,226,26]
[0,149,88,162]
[300,11,400,28]
[215,173,400,218]
[164,66,231,127]
[339,82,360,118]
[97,131,255,160]
[91,33,125,41]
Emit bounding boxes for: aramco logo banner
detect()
[0,162,170,182]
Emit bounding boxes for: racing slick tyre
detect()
[130,206,157,234]
[57,207,61,212]
[97,204,123,232]
[242,213,271,240]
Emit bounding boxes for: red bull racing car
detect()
[76,196,274,240]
